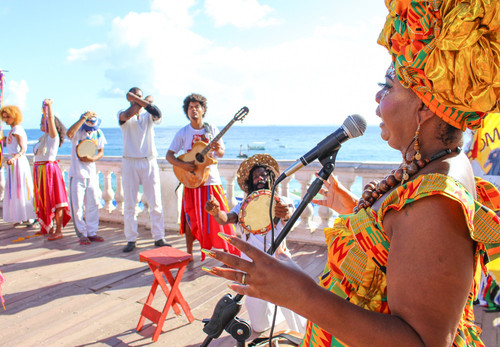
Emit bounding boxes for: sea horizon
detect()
[6,124,403,163]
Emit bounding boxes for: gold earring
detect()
[414,123,421,161]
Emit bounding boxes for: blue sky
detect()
[1,0,389,129]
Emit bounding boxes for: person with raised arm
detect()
[118,87,169,252]
[67,111,107,245]
[33,99,70,240]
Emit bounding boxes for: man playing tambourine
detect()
[67,111,107,245]
[204,153,306,334]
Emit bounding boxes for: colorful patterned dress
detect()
[33,134,71,234]
[301,173,500,347]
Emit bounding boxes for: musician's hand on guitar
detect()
[180,160,196,172]
[209,141,224,157]
[205,195,221,216]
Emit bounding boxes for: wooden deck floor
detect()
[0,217,327,347]
[1,217,499,346]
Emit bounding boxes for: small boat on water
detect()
[237,144,248,158]
[247,142,266,150]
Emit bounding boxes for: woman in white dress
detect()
[0,105,37,224]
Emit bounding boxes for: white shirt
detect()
[6,125,26,155]
[69,128,107,178]
[117,109,160,158]
[34,134,59,162]
[231,195,292,261]
[168,123,224,185]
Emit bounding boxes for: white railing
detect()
[0,156,398,245]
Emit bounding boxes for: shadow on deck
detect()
[0,217,327,346]
[1,216,499,346]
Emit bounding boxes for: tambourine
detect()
[238,189,280,235]
[76,139,97,160]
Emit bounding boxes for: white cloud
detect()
[4,80,29,110]
[151,0,196,28]
[67,43,106,62]
[204,0,278,28]
[74,2,388,126]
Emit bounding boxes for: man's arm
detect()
[67,112,94,139]
[205,195,238,225]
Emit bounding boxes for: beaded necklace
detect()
[353,147,462,213]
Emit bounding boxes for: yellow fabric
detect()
[378,0,500,130]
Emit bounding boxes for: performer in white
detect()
[0,105,37,225]
[117,87,169,252]
[67,111,107,245]
[204,154,307,334]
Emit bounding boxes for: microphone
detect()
[277,114,367,181]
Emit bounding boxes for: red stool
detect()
[137,247,194,342]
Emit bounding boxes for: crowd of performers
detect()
[2,0,500,343]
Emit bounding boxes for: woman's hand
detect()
[312,175,358,214]
[203,234,316,309]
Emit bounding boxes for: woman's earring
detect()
[414,123,421,161]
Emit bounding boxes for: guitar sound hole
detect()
[195,153,205,163]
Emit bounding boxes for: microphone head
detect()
[343,114,367,139]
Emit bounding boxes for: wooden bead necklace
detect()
[353,146,461,213]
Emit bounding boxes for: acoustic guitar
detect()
[174,106,249,188]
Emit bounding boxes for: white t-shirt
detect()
[69,128,107,178]
[117,109,160,158]
[168,123,224,186]
[231,195,292,261]
[6,125,27,155]
[34,134,59,162]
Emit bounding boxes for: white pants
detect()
[69,176,100,238]
[245,296,307,334]
[122,158,165,242]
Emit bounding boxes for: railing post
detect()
[294,171,315,233]
[114,169,124,216]
[101,170,115,213]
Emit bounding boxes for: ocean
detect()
[17,125,402,163]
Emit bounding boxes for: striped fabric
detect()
[180,184,240,260]
[301,173,500,346]
[33,161,71,235]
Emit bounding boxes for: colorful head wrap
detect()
[378,0,500,130]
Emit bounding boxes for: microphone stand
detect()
[201,151,338,347]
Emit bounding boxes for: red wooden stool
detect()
[137,247,194,342]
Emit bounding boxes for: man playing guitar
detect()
[166,93,240,260]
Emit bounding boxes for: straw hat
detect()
[237,154,280,193]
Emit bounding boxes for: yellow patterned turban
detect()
[378,0,500,130]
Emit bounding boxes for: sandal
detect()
[79,237,91,245]
[48,233,63,241]
[88,235,104,242]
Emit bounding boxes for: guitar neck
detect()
[200,119,237,156]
